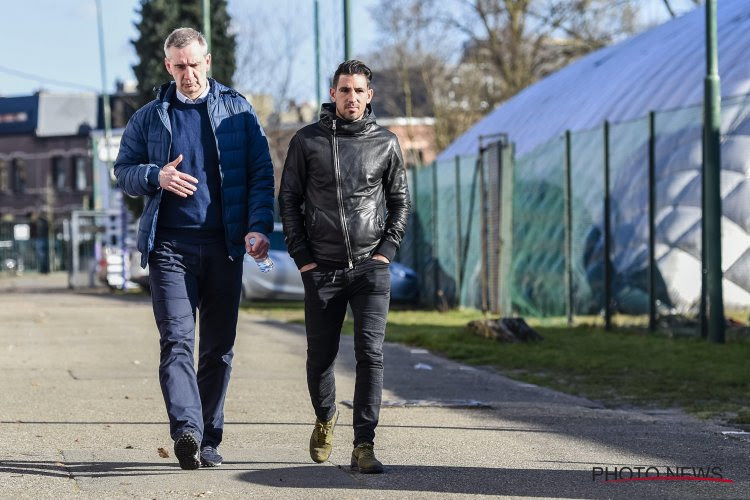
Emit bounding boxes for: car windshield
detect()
[269,231,288,252]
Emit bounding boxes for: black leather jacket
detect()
[279,103,410,269]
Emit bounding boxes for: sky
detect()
[2,0,698,101]
[1,0,380,99]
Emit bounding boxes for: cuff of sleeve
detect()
[146,166,161,187]
[248,221,273,235]
[292,248,315,269]
[375,240,397,262]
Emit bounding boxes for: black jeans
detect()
[148,238,243,447]
[301,258,391,446]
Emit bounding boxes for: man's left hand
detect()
[245,232,270,259]
[372,254,390,263]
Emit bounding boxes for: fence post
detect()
[703,0,725,343]
[478,154,488,313]
[603,121,612,330]
[564,130,573,326]
[648,112,657,332]
[498,141,514,316]
[411,167,419,301]
[454,156,463,307]
[431,161,439,309]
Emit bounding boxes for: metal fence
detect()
[0,217,68,275]
[403,93,750,325]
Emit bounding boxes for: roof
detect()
[0,92,99,137]
[0,95,37,135]
[439,0,750,160]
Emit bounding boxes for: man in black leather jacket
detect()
[279,60,409,474]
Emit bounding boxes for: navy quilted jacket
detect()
[114,79,275,267]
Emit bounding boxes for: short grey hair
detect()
[164,27,208,58]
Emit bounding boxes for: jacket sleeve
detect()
[375,136,411,261]
[113,108,161,197]
[278,134,315,269]
[244,102,275,236]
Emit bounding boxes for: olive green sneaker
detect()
[350,443,384,474]
[309,409,339,463]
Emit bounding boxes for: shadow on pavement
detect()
[0,460,179,479]
[237,465,663,498]
[0,460,308,479]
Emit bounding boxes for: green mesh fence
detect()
[569,128,604,315]
[720,95,750,303]
[510,138,565,316]
[414,164,435,306]
[653,105,703,311]
[608,118,650,317]
[434,158,459,308]
[458,156,482,309]
[404,95,750,318]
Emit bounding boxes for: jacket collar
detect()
[319,102,376,135]
[154,78,226,104]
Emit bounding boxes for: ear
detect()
[164,58,172,75]
[205,53,212,68]
[366,88,373,103]
[329,87,336,101]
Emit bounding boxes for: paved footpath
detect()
[0,273,747,499]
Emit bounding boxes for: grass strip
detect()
[241,301,750,426]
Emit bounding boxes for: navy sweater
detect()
[157,98,223,242]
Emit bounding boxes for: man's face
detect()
[164,41,211,100]
[330,73,373,121]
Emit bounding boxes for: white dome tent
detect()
[436,0,750,313]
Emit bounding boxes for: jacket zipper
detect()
[206,92,230,259]
[151,105,172,253]
[332,120,354,268]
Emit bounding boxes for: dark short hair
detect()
[332,60,372,89]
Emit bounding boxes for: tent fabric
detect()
[439,0,750,160]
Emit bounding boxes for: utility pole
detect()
[703,0,725,343]
[314,0,321,110]
[343,0,351,61]
[203,0,212,78]
[95,0,124,288]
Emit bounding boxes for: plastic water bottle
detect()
[255,255,274,273]
[249,238,274,273]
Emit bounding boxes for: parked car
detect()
[98,246,141,290]
[242,223,419,304]
[129,223,419,304]
[241,224,305,300]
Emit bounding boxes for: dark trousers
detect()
[301,258,391,446]
[148,239,243,447]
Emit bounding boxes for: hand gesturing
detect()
[159,154,198,197]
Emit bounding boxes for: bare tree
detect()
[367,0,471,151]
[661,0,703,18]
[233,1,311,192]
[438,0,640,104]
[369,0,644,148]
[234,2,308,123]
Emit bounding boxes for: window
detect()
[11,158,26,194]
[0,160,8,193]
[74,156,87,191]
[53,157,67,191]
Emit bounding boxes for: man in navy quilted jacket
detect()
[114,27,274,470]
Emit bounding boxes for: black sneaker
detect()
[174,432,200,470]
[200,446,223,467]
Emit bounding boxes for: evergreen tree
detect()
[127,0,235,217]
[131,0,236,107]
